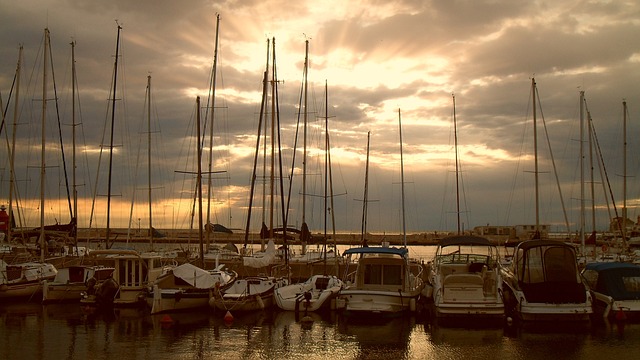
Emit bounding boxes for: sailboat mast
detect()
[398,109,407,246]
[106,24,122,248]
[326,82,338,274]
[8,46,22,243]
[302,40,309,227]
[532,78,540,236]
[40,29,50,261]
[361,131,371,245]
[71,41,78,248]
[269,37,276,240]
[452,94,461,235]
[579,91,585,250]
[206,13,220,249]
[244,39,269,250]
[196,96,205,267]
[147,75,153,250]
[622,100,627,233]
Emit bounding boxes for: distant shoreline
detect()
[72,228,513,246]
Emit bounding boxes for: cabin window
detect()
[623,275,640,292]
[363,264,402,286]
[364,264,383,285]
[543,247,576,282]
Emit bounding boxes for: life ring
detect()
[602,244,609,253]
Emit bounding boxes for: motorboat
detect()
[427,235,504,320]
[501,239,592,322]
[335,245,424,314]
[43,265,114,303]
[274,274,343,312]
[80,249,165,308]
[209,275,287,312]
[0,259,57,300]
[581,262,640,321]
[147,262,237,314]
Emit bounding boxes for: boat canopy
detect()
[438,235,492,247]
[584,262,640,301]
[514,239,573,251]
[343,246,408,257]
[172,263,219,289]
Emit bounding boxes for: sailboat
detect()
[336,113,425,314]
[1,29,58,300]
[274,81,343,313]
[500,79,592,322]
[147,94,237,314]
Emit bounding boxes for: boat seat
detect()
[315,277,329,290]
[443,273,484,287]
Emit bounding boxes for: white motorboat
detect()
[426,235,504,320]
[274,274,343,312]
[501,239,592,322]
[581,261,640,321]
[43,265,114,303]
[335,246,424,314]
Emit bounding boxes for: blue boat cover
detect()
[585,262,640,300]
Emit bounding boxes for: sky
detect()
[0,0,639,237]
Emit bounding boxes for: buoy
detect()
[602,244,609,253]
[160,314,174,329]
[224,310,234,324]
[616,308,627,321]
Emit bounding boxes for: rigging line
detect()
[46,35,73,221]
[535,85,570,234]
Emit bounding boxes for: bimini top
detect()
[438,235,492,247]
[343,246,408,257]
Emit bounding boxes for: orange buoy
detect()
[616,308,627,321]
[223,310,234,324]
[160,314,174,329]
[602,244,609,253]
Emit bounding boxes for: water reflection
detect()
[3,303,640,359]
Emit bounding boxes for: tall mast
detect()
[196,96,205,267]
[398,109,407,246]
[8,46,22,244]
[147,75,153,250]
[361,131,371,245]
[532,78,540,237]
[269,37,276,240]
[579,91,585,250]
[71,40,78,248]
[326,81,338,274]
[244,39,269,250]
[105,24,122,248]
[40,29,50,261]
[622,100,627,236]
[452,94,461,235]
[301,39,309,255]
[205,13,220,250]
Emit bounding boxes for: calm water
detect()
[1,302,640,360]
